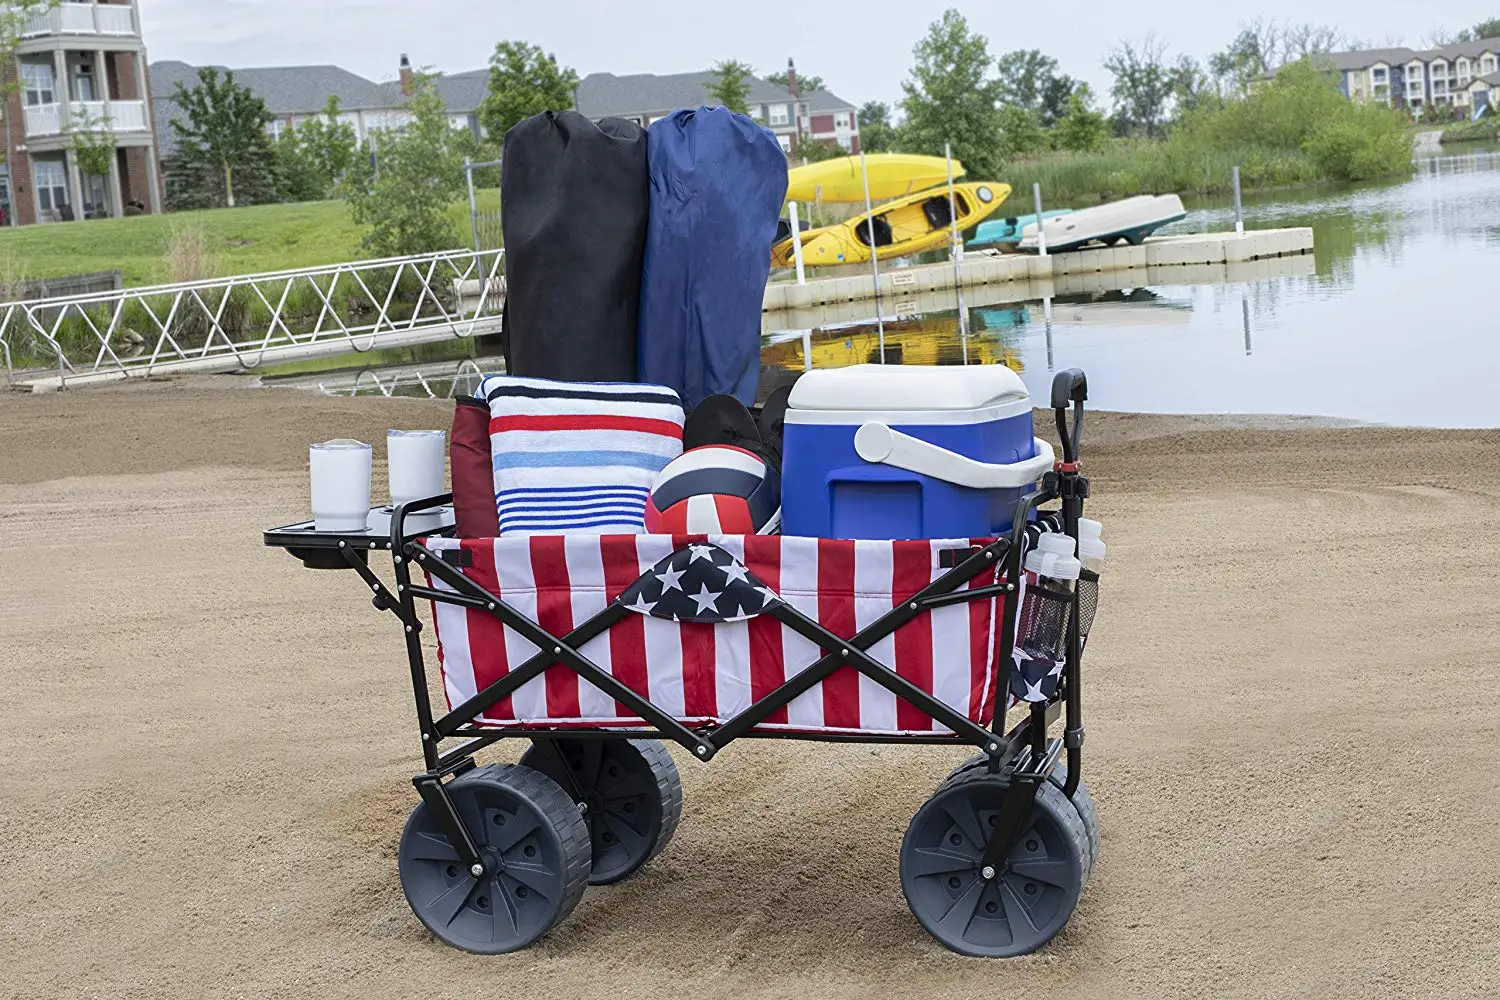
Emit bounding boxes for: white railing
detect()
[23,103,62,136]
[20,2,138,38]
[0,248,508,390]
[95,3,135,33]
[24,99,151,136]
[276,358,499,400]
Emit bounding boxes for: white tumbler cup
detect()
[387,429,447,509]
[309,439,373,532]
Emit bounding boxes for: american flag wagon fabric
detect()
[420,534,1011,736]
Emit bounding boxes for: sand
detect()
[2,377,1497,999]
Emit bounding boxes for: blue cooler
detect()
[780,365,1054,540]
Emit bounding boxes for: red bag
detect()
[450,396,499,537]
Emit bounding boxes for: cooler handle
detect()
[853,422,1055,490]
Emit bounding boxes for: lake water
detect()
[273,147,1500,428]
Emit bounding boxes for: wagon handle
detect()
[1050,368,1087,467]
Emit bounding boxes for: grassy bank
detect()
[1000,62,1414,207]
[1440,118,1500,144]
[0,192,499,288]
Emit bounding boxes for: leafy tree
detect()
[765,68,825,93]
[995,49,1077,127]
[1454,17,1500,42]
[1105,34,1178,137]
[1054,84,1109,152]
[997,105,1047,157]
[68,108,116,186]
[167,67,279,208]
[799,139,846,163]
[1172,55,1217,117]
[857,100,897,153]
[1210,25,1276,96]
[275,128,322,203]
[704,60,754,114]
[899,9,1004,181]
[274,96,358,203]
[345,75,467,256]
[478,41,579,140]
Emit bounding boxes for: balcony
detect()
[23,99,149,137]
[20,2,138,39]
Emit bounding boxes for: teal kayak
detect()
[969,209,1072,248]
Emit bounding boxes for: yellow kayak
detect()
[785,153,964,203]
[772,182,1010,267]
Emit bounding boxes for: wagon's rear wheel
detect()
[941,753,1100,878]
[397,763,590,954]
[901,767,1088,957]
[520,738,683,885]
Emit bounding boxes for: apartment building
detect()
[3,0,161,226]
[1324,38,1500,114]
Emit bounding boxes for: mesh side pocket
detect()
[1017,582,1073,662]
[1077,569,1099,646]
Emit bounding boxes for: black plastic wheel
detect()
[519,738,683,885]
[397,763,591,954]
[940,754,1101,878]
[901,766,1088,957]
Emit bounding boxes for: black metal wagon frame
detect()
[264,369,1097,957]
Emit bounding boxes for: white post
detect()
[106,147,124,218]
[53,49,70,131]
[788,200,806,285]
[945,142,969,350]
[464,158,480,252]
[801,329,813,371]
[859,150,885,356]
[1233,166,1244,237]
[1032,183,1048,257]
[64,149,85,220]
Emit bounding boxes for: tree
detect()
[899,10,1004,181]
[1105,34,1178,137]
[857,101,897,153]
[294,96,358,194]
[1210,23,1277,96]
[1452,17,1500,42]
[68,109,116,187]
[704,60,754,114]
[997,105,1047,157]
[765,68,824,93]
[1172,55,1217,117]
[167,67,279,208]
[1054,84,1108,152]
[345,75,468,256]
[799,139,846,163]
[478,41,579,141]
[995,49,1077,127]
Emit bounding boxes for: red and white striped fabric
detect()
[421,534,1009,736]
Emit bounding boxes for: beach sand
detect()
[2,377,1497,999]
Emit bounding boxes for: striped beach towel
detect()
[421,533,1008,736]
[480,375,684,535]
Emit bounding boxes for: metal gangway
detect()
[0,248,505,391]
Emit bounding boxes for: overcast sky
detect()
[140,0,1474,109]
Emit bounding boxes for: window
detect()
[1484,56,1497,74]
[776,134,791,153]
[1372,67,1387,82]
[20,63,54,106]
[768,103,788,126]
[834,111,850,129]
[265,119,287,140]
[746,104,762,120]
[74,64,95,102]
[34,159,68,213]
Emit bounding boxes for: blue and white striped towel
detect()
[479,375,684,535]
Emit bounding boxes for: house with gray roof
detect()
[149,55,485,158]
[575,62,861,154]
[1311,38,1500,114]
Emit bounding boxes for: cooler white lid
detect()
[788,364,1029,412]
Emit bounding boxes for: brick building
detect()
[2,0,162,226]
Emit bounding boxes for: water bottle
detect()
[1077,518,1106,574]
[1019,533,1081,661]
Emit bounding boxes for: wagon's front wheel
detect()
[520,738,683,885]
[901,767,1088,957]
[940,754,1101,878]
[397,763,591,954]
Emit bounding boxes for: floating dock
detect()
[761,227,1315,312]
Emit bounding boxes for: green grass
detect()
[0,190,501,288]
